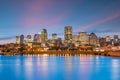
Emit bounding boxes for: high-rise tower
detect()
[16,36,20,44]
[20,35,24,46]
[64,26,72,43]
[41,29,48,43]
[89,32,97,46]
[78,32,88,45]
[27,35,32,48]
[52,33,57,40]
[27,35,32,42]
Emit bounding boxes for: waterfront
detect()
[0,55,120,80]
[2,50,120,57]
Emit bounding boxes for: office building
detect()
[64,26,72,43]
[20,35,24,45]
[89,32,97,46]
[78,32,88,46]
[41,29,48,43]
[113,35,120,46]
[16,36,20,44]
[27,35,32,48]
[52,33,57,40]
[72,35,79,47]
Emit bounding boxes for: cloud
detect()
[75,11,120,32]
[17,0,69,29]
[0,36,15,40]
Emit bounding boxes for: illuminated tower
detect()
[72,35,79,47]
[33,34,41,47]
[27,35,32,48]
[41,29,48,43]
[33,34,37,42]
[114,35,119,40]
[78,32,88,46]
[16,36,20,44]
[89,32,97,46]
[52,33,57,40]
[27,35,32,42]
[20,35,24,46]
[33,34,41,43]
[99,37,106,47]
[114,35,119,46]
[105,36,111,46]
[64,26,72,43]
[106,36,111,42]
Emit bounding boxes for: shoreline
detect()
[107,51,120,57]
[0,51,120,57]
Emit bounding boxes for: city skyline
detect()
[0,0,120,43]
[0,1,120,80]
[1,26,120,46]
[1,25,120,44]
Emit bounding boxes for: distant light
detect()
[43,54,48,56]
[95,50,99,52]
[100,49,104,52]
[38,32,41,34]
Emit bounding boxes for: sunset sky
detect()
[0,0,120,43]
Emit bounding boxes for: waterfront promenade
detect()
[0,50,120,57]
[22,51,108,56]
[0,50,110,56]
[1,50,120,57]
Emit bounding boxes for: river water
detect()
[0,55,120,80]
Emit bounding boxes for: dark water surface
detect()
[0,55,120,80]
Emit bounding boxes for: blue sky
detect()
[0,0,120,43]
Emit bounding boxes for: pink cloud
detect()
[17,0,68,29]
[76,11,120,32]
[19,12,67,28]
[28,0,53,13]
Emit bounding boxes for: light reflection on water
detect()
[111,59,119,80]
[0,55,120,80]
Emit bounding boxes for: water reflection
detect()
[111,59,120,80]
[41,57,49,75]
[0,56,120,80]
[24,57,33,80]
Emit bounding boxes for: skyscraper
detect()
[64,26,72,43]
[72,35,79,47]
[113,35,119,46]
[78,32,88,46]
[16,36,20,44]
[41,29,48,43]
[27,35,32,42]
[89,32,97,46]
[20,35,24,46]
[51,33,57,45]
[114,35,119,40]
[99,37,106,47]
[105,36,111,46]
[33,34,41,47]
[27,35,32,48]
[33,34,38,42]
[52,33,57,40]
[33,34,41,43]
[105,36,111,42]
